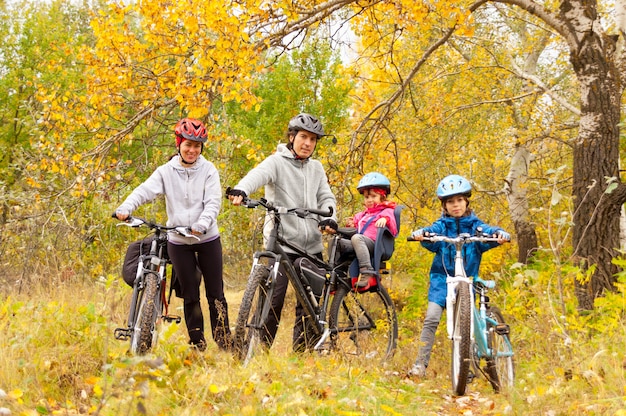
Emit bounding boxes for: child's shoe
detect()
[408,362,426,377]
[356,271,376,288]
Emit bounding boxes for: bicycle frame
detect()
[234,197,397,362]
[127,235,168,331]
[473,277,513,362]
[445,240,473,340]
[245,203,349,347]
[114,217,194,354]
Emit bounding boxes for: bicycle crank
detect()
[114,327,132,340]
[495,323,510,335]
[163,314,182,324]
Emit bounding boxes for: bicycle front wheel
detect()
[451,281,472,396]
[329,283,398,363]
[130,271,160,355]
[485,306,515,392]
[233,265,272,365]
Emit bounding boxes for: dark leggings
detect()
[167,237,230,349]
[262,252,322,352]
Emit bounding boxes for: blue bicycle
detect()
[409,232,514,395]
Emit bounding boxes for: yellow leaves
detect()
[209,384,229,394]
[8,389,23,400]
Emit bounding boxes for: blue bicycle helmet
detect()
[288,113,325,137]
[357,172,391,195]
[436,175,472,200]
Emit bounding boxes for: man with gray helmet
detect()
[228,113,337,353]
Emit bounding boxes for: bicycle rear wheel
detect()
[485,306,515,392]
[451,281,471,396]
[233,265,272,365]
[130,271,160,355]
[329,283,398,363]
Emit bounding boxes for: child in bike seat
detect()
[345,172,398,290]
[408,174,510,378]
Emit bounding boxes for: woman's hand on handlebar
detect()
[113,209,130,221]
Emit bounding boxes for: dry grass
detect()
[0,266,624,415]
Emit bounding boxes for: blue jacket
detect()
[421,211,503,307]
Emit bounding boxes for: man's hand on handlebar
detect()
[319,218,338,234]
[225,187,247,206]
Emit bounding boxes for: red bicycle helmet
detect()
[175,118,208,146]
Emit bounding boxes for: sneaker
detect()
[190,339,207,352]
[408,363,426,377]
[356,271,375,288]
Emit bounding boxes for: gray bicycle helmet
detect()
[288,113,325,137]
[436,175,472,200]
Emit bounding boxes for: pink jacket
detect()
[351,201,398,241]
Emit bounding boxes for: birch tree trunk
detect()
[504,142,537,263]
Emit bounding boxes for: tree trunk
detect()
[562,0,623,309]
[504,142,537,263]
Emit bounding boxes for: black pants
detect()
[168,237,231,349]
[262,252,322,352]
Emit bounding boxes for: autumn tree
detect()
[25,0,625,310]
[0,0,100,287]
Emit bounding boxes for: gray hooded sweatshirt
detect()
[117,154,221,245]
[234,143,336,255]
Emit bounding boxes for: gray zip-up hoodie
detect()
[234,143,336,255]
[117,155,221,245]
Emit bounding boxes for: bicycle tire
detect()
[485,306,515,392]
[451,281,472,396]
[233,265,272,365]
[328,283,398,363]
[130,271,160,355]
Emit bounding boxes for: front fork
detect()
[445,275,475,341]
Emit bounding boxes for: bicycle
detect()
[113,216,198,355]
[408,231,514,395]
[229,194,398,366]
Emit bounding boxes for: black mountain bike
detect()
[230,196,398,366]
[113,216,198,355]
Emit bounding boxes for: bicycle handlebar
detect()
[225,189,333,219]
[112,214,200,240]
[407,232,502,244]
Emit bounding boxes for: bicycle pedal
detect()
[114,327,131,340]
[495,323,510,335]
[163,314,182,324]
[467,370,476,384]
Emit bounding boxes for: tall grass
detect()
[1,250,625,415]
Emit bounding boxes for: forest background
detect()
[1,0,626,414]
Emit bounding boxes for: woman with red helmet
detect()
[115,118,231,351]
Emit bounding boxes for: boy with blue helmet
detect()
[408,174,510,377]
